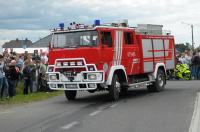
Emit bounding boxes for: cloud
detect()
[0,0,200,46]
[0,29,49,43]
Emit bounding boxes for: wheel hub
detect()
[158,74,164,87]
[115,81,121,92]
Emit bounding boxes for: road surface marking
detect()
[89,110,102,116]
[61,121,79,130]
[189,92,200,132]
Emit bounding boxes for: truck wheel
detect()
[109,74,120,101]
[147,69,166,92]
[65,90,77,100]
[120,86,128,96]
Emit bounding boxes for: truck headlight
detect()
[85,73,103,81]
[49,74,59,81]
[88,83,96,88]
[48,67,54,72]
[50,84,57,88]
[88,74,97,80]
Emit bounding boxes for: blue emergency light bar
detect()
[94,20,100,26]
[59,23,64,30]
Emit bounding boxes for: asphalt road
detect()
[0,80,200,132]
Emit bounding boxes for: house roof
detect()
[3,39,32,48]
[30,34,52,48]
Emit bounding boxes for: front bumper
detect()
[47,71,105,91]
[48,82,100,90]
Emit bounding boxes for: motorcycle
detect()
[175,63,191,80]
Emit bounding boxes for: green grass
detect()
[0,81,63,105]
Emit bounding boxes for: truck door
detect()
[122,30,140,75]
[100,30,115,72]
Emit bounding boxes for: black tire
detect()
[120,86,128,96]
[65,90,77,100]
[109,74,120,101]
[147,69,166,92]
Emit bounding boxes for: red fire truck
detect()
[47,20,176,101]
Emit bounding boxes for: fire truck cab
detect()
[47,20,176,101]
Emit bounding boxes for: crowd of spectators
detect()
[0,49,49,101]
[177,49,200,79]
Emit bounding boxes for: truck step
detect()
[128,81,153,88]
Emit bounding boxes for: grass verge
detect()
[0,91,63,105]
[0,81,63,105]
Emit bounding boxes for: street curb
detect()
[189,92,200,132]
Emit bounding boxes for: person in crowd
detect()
[30,58,37,92]
[6,59,19,97]
[197,50,200,79]
[191,52,200,79]
[40,52,48,65]
[184,51,192,65]
[14,55,23,86]
[23,60,33,94]
[35,57,40,92]
[37,58,47,91]
[178,53,185,64]
[198,49,200,57]
[16,55,24,71]
[0,54,9,100]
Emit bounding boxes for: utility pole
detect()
[181,22,195,51]
[191,24,194,50]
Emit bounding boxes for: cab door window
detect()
[101,32,112,47]
[124,32,133,45]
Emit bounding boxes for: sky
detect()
[1,0,200,47]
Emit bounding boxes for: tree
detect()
[185,42,192,50]
[175,43,192,53]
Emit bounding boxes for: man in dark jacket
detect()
[6,60,19,97]
[23,60,35,94]
[191,52,200,79]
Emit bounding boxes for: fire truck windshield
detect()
[52,30,99,48]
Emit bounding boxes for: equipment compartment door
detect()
[142,39,154,73]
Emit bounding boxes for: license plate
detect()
[65,84,77,88]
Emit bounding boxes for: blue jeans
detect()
[191,65,198,79]
[197,66,200,79]
[0,76,9,98]
[8,79,16,97]
[24,79,33,94]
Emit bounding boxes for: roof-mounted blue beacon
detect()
[94,20,100,26]
[59,23,64,30]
